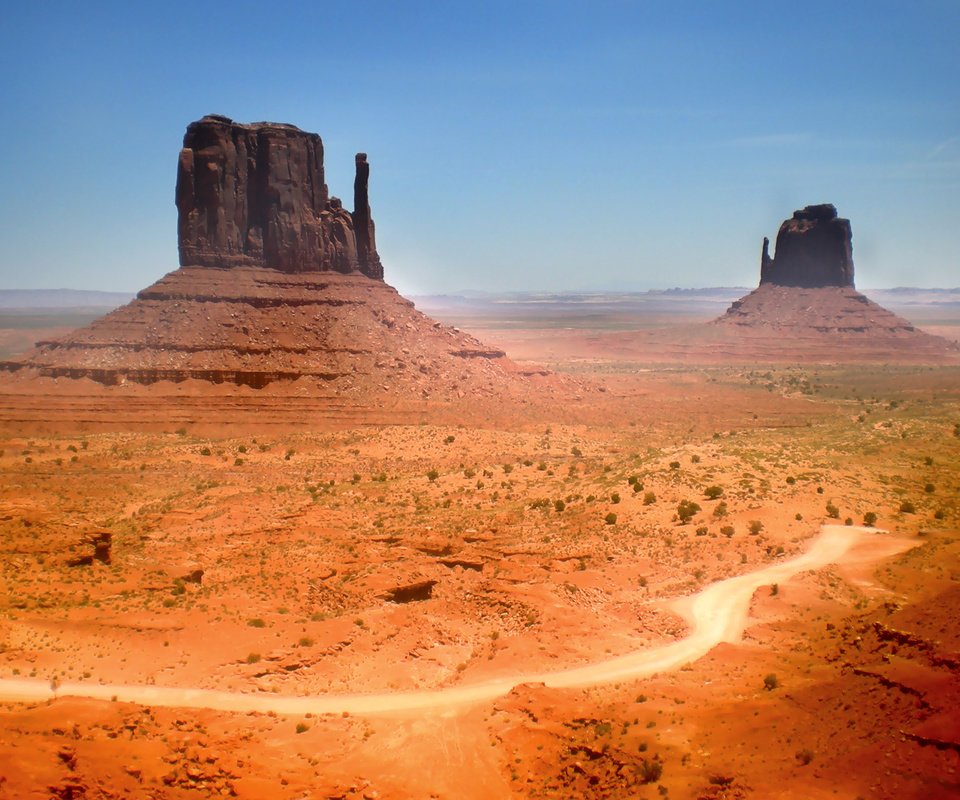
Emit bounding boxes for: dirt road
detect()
[0,525,909,717]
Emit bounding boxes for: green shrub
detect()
[748,520,764,535]
[763,673,779,691]
[554,499,566,513]
[247,618,266,628]
[720,525,735,538]
[704,485,724,500]
[610,492,620,504]
[246,653,261,664]
[900,501,916,514]
[604,512,618,525]
[713,501,728,518]
[295,722,309,734]
[825,502,840,519]
[677,500,701,523]
[426,469,439,481]
[642,491,656,506]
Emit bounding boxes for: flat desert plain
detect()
[0,297,958,799]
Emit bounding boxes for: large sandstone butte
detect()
[0,116,553,415]
[712,204,956,359]
[176,116,382,279]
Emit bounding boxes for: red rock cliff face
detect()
[175,115,383,278]
[759,204,854,288]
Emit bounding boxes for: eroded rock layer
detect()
[2,268,518,390]
[716,284,950,347]
[176,115,382,278]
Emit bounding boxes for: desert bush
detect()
[713,501,728,518]
[748,520,764,535]
[669,461,681,470]
[763,673,779,691]
[426,469,439,482]
[900,501,916,514]
[924,483,935,494]
[643,491,656,505]
[628,475,641,486]
[704,485,724,500]
[246,653,261,664]
[934,509,945,520]
[247,618,266,628]
[844,517,853,526]
[237,445,247,453]
[691,454,701,463]
[604,512,618,525]
[444,435,455,444]
[502,463,513,474]
[770,583,779,596]
[786,476,796,485]
[695,526,708,536]
[795,748,814,766]
[234,457,244,466]
[677,500,701,523]
[200,447,211,456]
[639,758,663,784]
[571,446,582,457]
[720,525,735,538]
[554,499,565,513]
[610,492,621,504]
[825,502,840,518]
[295,722,309,734]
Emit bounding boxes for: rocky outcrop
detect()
[176,115,382,278]
[759,204,854,288]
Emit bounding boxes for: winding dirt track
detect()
[0,525,906,717]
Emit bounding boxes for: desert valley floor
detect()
[0,300,958,799]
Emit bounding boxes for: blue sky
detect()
[1,1,957,293]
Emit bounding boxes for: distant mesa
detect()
[0,116,545,399]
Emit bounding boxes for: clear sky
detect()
[1,1,957,294]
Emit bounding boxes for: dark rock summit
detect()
[175,115,382,278]
[760,203,855,288]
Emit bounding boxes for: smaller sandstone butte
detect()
[760,203,854,289]
[176,115,382,278]
[714,204,956,360]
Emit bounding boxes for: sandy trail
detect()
[0,525,909,717]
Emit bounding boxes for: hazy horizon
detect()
[2,2,957,296]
